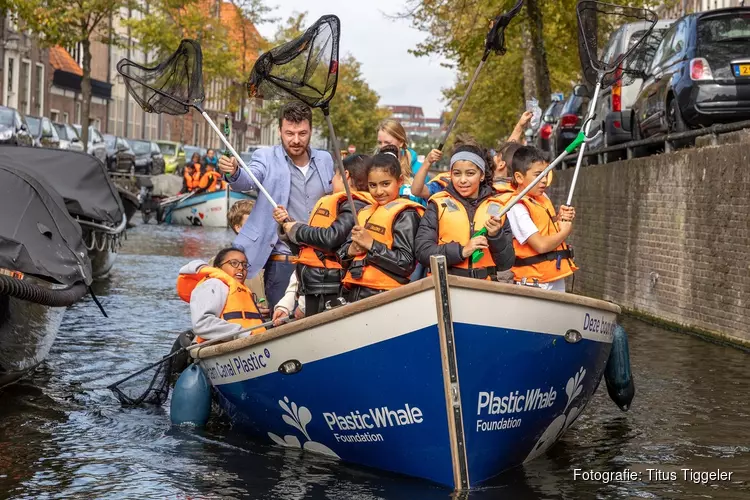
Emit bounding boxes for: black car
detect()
[103,134,136,172]
[25,115,60,149]
[550,91,588,157]
[633,7,750,141]
[0,106,33,146]
[129,139,165,174]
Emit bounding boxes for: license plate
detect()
[734,64,750,77]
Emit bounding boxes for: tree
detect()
[13,0,125,145]
[259,12,388,153]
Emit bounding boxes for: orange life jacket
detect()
[493,179,514,194]
[499,191,578,284]
[176,266,265,343]
[184,167,201,191]
[429,191,508,280]
[430,172,451,189]
[297,191,376,270]
[199,170,223,192]
[342,198,425,291]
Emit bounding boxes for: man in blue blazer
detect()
[218,101,334,308]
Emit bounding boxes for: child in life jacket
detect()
[337,145,424,302]
[180,153,202,194]
[415,141,515,280]
[197,162,225,193]
[272,154,374,316]
[176,247,266,343]
[504,146,578,292]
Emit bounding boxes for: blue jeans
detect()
[263,260,296,310]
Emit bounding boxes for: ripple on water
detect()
[1,221,749,499]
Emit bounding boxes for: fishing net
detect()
[109,331,193,406]
[485,0,524,56]
[116,39,204,115]
[577,1,658,88]
[246,15,340,108]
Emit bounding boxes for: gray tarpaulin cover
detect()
[0,164,92,286]
[0,146,124,226]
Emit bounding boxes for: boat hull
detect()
[166,190,255,228]
[0,295,65,389]
[196,274,619,489]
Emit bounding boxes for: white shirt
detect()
[294,161,310,178]
[506,201,567,293]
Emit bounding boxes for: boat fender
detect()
[604,325,635,412]
[170,363,211,426]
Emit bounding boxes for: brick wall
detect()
[546,142,750,345]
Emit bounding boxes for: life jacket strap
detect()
[222,311,263,321]
[514,249,574,268]
[449,266,498,281]
[348,260,411,285]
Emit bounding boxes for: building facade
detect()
[1,14,49,118]
[659,0,745,17]
[385,104,444,140]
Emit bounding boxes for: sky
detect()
[255,0,455,118]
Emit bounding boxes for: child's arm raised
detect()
[410,149,443,200]
[507,111,533,144]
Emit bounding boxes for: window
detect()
[50,110,59,122]
[650,24,676,72]
[192,122,199,144]
[67,42,84,67]
[41,117,53,137]
[20,60,31,114]
[75,102,81,124]
[6,57,14,96]
[63,111,69,123]
[35,63,44,115]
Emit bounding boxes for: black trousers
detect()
[304,293,341,316]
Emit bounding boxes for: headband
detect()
[450,151,486,171]
[383,151,398,159]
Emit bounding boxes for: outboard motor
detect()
[604,324,635,411]
[136,176,155,224]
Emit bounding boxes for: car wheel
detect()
[667,97,691,148]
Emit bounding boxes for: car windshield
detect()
[0,109,13,127]
[53,124,69,140]
[699,15,750,43]
[131,140,151,154]
[562,95,585,115]
[158,143,177,156]
[26,117,41,136]
[67,125,80,140]
[104,135,116,148]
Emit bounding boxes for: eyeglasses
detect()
[219,259,249,271]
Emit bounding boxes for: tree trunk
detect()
[81,37,92,147]
[521,30,538,103]
[526,0,551,110]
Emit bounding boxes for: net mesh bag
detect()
[109,331,193,406]
[117,39,205,115]
[577,1,658,88]
[247,15,340,108]
[485,0,524,56]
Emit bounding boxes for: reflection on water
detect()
[1,222,748,499]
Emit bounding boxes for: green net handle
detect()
[470,227,488,263]
[565,131,586,154]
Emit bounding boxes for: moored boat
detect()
[165,188,255,228]
[0,161,92,389]
[192,256,620,489]
[18,148,127,279]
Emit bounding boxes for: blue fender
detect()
[604,325,635,411]
[170,363,212,426]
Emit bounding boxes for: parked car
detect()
[633,7,750,143]
[73,124,108,164]
[103,134,136,172]
[25,115,60,149]
[550,91,588,157]
[589,19,676,157]
[129,139,166,175]
[53,122,85,152]
[537,99,565,156]
[0,106,33,146]
[155,140,184,174]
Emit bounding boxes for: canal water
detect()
[1,222,748,499]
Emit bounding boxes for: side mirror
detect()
[573,85,590,98]
[543,114,556,124]
[19,123,28,132]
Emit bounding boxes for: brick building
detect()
[385,104,444,140]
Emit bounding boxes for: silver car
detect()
[53,122,85,152]
[73,124,107,164]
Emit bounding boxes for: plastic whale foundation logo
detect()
[268,397,340,458]
[525,367,587,462]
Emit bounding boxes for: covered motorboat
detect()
[7,147,128,278]
[0,163,92,389]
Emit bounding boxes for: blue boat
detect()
[165,188,255,228]
[192,256,620,489]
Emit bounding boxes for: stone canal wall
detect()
[546,137,750,347]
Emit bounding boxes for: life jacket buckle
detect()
[325,297,348,310]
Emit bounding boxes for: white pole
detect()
[566,80,601,206]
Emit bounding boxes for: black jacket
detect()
[337,206,422,295]
[284,198,369,296]
[415,183,515,278]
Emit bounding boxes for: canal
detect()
[1,222,748,499]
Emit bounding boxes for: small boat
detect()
[192,256,620,489]
[0,160,92,390]
[164,188,255,228]
[18,148,127,279]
